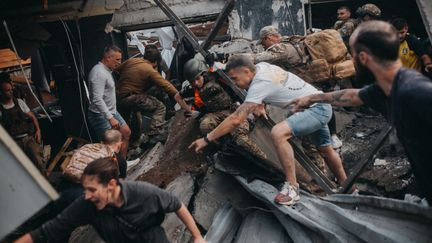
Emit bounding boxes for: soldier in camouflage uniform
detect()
[181,58,266,158]
[333,6,357,46]
[356,3,381,22]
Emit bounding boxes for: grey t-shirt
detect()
[35,180,181,243]
[245,62,321,107]
[88,62,117,119]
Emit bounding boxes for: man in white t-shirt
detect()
[0,74,45,175]
[189,56,348,205]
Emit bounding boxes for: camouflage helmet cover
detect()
[356,3,381,18]
[183,58,208,82]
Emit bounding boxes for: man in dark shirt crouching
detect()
[15,158,206,243]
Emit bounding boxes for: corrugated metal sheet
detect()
[234,176,432,243]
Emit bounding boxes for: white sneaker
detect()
[331,135,343,149]
[274,182,300,205]
[127,158,140,170]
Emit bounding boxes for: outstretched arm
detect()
[188,102,259,153]
[176,204,206,243]
[290,89,364,112]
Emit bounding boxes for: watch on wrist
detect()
[203,134,211,144]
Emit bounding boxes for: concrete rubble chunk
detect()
[204,202,242,243]
[193,169,263,230]
[161,173,195,243]
[234,210,292,243]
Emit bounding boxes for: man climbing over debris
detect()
[14,157,206,243]
[182,57,265,158]
[290,21,432,204]
[87,45,131,157]
[189,56,349,206]
[0,72,46,175]
[116,47,191,143]
[255,25,347,149]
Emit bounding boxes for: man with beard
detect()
[189,55,349,206]
[0,74,45,175]
[290,21,432,204]
[15,157,206,243]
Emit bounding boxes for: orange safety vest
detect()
[193,88,205,110]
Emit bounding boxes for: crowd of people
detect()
[3,2,432,243]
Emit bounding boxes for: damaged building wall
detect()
[230,0,306,40]
[111,0,227,30]
[111,0,305,39]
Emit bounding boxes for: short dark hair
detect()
[103,44,122,58]
[144,48,162,63]
[338,6,351,12]
[391,18,408,31]
[225,55,256,73]
[145,44,158,51]
[83,157,119,185]
[352,21,400,63]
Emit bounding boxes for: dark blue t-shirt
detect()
[359,68,432,201]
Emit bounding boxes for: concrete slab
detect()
[161,173,195,243]
[193,169,263,230]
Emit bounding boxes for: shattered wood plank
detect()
[46,137,73,177]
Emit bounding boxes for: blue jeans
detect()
[286,103,332,147]
[87,110,126,141]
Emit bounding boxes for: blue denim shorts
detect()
[87,110,126,141]
[286,103,332,147]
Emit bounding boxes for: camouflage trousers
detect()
[118,94,166,135]
[199,110,266,159]
[15,135,46,175]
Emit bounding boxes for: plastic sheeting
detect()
[156,27,176,68]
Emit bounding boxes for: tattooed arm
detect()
[188,102,259,153]
[290,89,364,112]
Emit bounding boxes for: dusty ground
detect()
[137,112,209,188]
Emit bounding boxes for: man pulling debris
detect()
[116,47,191,143]
[15,157,206,243]
[189,56,348,206]
[182,57,265,158]
[0,73,46,175]
[290,21,432,204]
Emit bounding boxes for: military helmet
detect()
[183,58,208,82]
[356,3,381,18]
